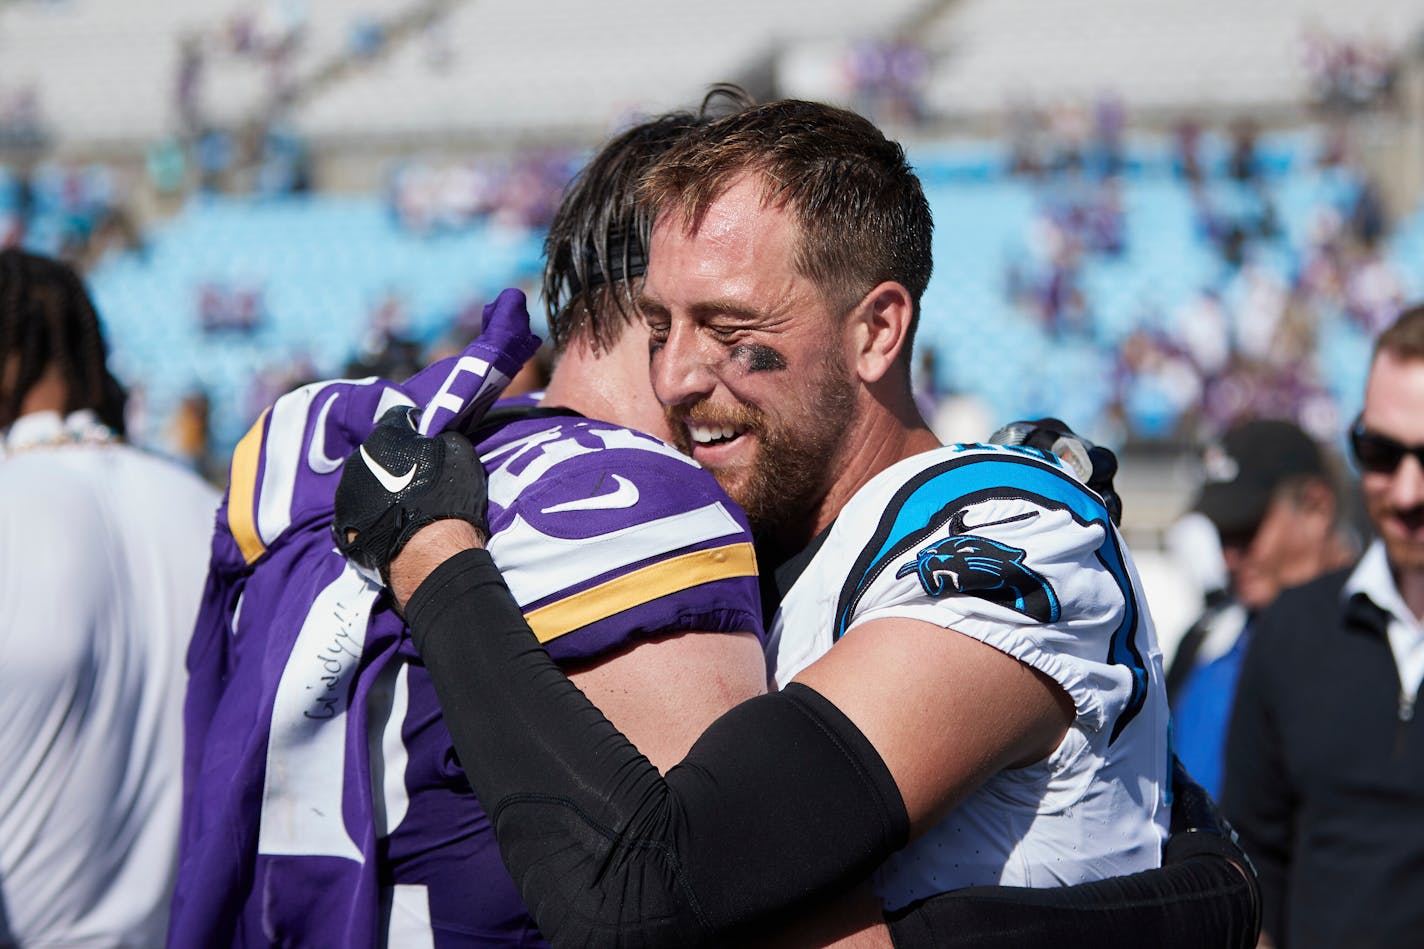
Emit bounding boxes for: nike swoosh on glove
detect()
[332,405,490,585]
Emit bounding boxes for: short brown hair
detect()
[1375,302,1424,362]
[638,100,933,347]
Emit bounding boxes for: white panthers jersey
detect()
[766,443,1170,910]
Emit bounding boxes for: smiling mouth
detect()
[687,422,748,448]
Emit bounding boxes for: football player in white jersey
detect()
[335,99,1258,947]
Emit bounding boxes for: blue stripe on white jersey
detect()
[832,445,1148,742]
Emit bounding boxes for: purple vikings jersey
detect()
[381,414,761,946]
[169,296,762,947]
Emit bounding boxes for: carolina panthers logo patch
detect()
[896,531,1061,624]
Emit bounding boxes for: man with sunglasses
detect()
[1167,418,1355,798]
[1224,302,1424,949]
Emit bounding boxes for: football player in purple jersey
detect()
[171,90,769,948]
[336,99,1260,948]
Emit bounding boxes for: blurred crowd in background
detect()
[0,1,1420,527]
[5,3,1424,946]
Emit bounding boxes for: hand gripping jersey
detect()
[767,442,1171,911]
[169,295,763,947]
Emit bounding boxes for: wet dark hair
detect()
[0,248,127,435]
[541,84,755,355]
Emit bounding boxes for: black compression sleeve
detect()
[406,548,909,948]
[884,762,1262,949]
[884,854,1258,949]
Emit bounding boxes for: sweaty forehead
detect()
[644,185,810,312]
[654,179,794,255]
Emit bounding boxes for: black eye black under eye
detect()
[729,343,787,373]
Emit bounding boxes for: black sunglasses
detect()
[1350,418,1424,474]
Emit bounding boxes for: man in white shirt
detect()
[0,249,218,947]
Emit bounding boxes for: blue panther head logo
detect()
[895,530,1061,624]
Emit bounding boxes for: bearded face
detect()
[664,341,857,536]
[640,175,867,542]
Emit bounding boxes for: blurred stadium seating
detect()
[50,132,1419,466]
[914,0,1419,119]
[3,0,1424,574]
[87,192,548,452]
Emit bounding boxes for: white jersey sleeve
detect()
[847,468,1143,737]
[767,443,1170,902]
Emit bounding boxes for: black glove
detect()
[332,405,490,582]
[989,417,1123,526]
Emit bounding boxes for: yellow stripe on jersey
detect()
[526,542,758,644]
[228,408,271,565]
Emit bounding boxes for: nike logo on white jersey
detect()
[360,446,417,493]
[541,474,639,513]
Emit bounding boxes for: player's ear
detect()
[848,281,914,385]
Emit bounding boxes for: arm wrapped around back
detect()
[406,548,909,948]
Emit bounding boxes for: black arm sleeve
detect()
[887,758,1260,949]
[885,849,1257,949]
[405,548,909,948]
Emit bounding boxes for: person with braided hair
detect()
[0,248,127,436]
[0,248,219,947]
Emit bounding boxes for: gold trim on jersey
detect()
[229,408,270,564]
[526,541,758,643]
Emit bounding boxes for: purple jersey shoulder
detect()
[380,414,762,944]
[173,408,762,946]
[477,413,764,662]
